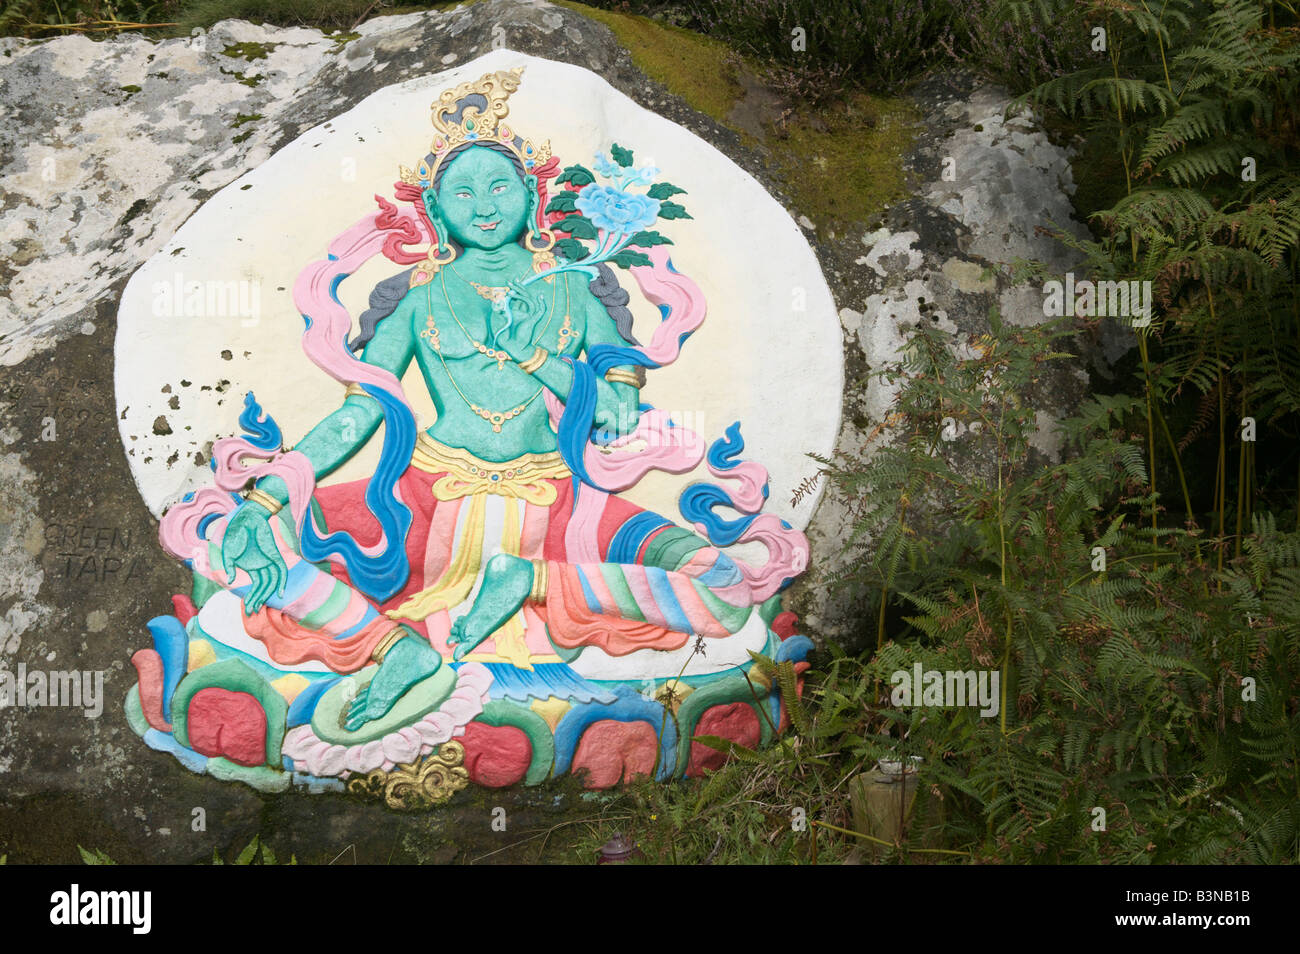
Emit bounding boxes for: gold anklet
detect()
[529,559,549,605]
[371,624,406,663]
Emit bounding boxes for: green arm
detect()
[254,295,416,506]
[515,345,575,400]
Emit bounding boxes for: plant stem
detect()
[1235,361,1249,561]
[809,820,971,857]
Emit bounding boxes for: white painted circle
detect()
[115,50,841,541]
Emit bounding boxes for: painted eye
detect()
[492,184,508,195]
[456,191,471,199]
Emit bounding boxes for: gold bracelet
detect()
[604,367,645,389]
[245,487,284,515]
[343,382,371,399]
[518,347,549,375]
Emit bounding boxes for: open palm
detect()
[218,506,289,614]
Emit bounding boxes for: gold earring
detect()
[410,236,458,289]
[525,225,556,252]
[527,225,557,273]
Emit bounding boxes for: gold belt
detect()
[410,432,570,506]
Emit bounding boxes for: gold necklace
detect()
[438,269,558,371]
[422,283,544,433]
[451,263,517,304]
[452,259,549,303]
[449,264,574,354]
[555,276,575,353]
[464,271,574,355]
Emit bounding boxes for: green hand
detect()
[497,281,548,361]
[218,502,289,615]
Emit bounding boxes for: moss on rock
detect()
[771,91,922,232]
[555,1,743,125]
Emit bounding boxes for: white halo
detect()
[115,50,842,544]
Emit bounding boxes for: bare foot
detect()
[344,627,441,731]
[447,553,534,662]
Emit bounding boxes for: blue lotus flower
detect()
[575,185,661,235]
[626,164,660,186]
[593,151,621,179]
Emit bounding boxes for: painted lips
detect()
[476,220,500,231]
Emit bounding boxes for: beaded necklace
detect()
[439,265,556,370]
[421,276,554,433]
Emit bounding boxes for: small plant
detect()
[77,846,117,864]
[685,0,955,99]
[1017,0,1300,558]
[582,312,1300,864]
[943,0,1094,93]
[212,835,295,864]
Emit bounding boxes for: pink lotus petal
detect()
[316,744,349,777]
[383,730,420,765]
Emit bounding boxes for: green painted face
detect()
[428,146,532,251]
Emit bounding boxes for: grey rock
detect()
[0,5,1108,857]
[0,0,747,863]
[785,70,1105,650]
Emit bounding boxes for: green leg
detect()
[448,553,534,661]
[343,624,441,731]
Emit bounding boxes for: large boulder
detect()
[0,1,1099,859]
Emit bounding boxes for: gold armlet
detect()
[343,382,373,400]
[518,347,549,375]
[245,487,284,515]
[604,367,645,389]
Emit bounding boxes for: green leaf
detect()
[78,846,116,865]
[555,164,594,187]
[746,650,779,681]
[545,192,578,214]
[628,230,672,247]
[647,182,687,199]
[609,250,652,269]
[235,836,260,865]
[691,734,763,762]
[778,660,811,735]
[555,215,598,240]
[554,238,588,263]
[610,143,634,167]
[657,201,692,220]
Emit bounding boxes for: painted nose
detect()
[474,196,497,217]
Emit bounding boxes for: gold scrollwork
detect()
[346,741,470,810]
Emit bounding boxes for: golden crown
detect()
[399,66,552,190]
